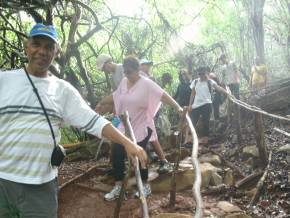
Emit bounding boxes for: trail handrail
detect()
[226,87,290,123]
[185,113,203,218]
[121,111,150,218]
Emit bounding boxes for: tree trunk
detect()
[250,0,266,63]
[287,2,290,68]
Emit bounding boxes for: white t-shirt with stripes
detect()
[0,69,109,184]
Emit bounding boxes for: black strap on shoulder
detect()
[207,79,212,94]
[24,68,57,148]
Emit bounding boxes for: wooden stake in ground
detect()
[254,113,268,166]
[114,112,149,218]
[250,151,273,205]
[169,112,186,208]
[236,105,242,145]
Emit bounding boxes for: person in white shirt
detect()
[220,54,240,99]
[188,66,228,144]
[96,54,124,90]
[0,23,146,218]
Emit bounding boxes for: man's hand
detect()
[95,104,104,114]
[124,142,147,168]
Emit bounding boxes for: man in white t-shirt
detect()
[220,54,240,99]
[96,54,124,90]
[0,23,146,218]
[188,66,228,144]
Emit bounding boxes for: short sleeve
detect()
[147,79,164,117]
[190,79,196,89]
[113,77,126,115]
[210,79,217,87]
[62,82,110,138]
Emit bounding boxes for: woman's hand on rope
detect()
[176,106,184,116]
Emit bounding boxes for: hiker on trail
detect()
[174,68,192,145]
[220,54,240,99]
[139,59,172,174]
[209,72,225,120]
[140,59,155,80]
[250,56,267,98]
[161,72,173,89]
[188,66,229,145]
[96,56,183,201]
[174,68,192,107]
[96,54,124,90]
[0,23,147,218]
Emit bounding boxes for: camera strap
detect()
[24,68,57,149]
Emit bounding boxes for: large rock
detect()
[199,153,222,166]
[278,144,290,154]
[243,146,259,159]
[152,213,191,218]
[151,161,221,192]
[224,169,234,186]
[225,213,252,218]
[217,201,242,213]
[257,82,290,111]
[210,172,223,186]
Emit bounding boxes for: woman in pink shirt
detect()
[97,56,182,201]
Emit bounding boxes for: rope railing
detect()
[226,87,290,123]
[114,111,149,218]
[185,113,203,218]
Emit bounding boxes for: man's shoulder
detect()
[54,76,75,88]
[0,68,24,75]
[0,69,25,82]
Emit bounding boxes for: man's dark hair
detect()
[123,56,140,74]
[196,66,210,74]
[219,54,226,60]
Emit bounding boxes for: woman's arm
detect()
[161,92,183,113]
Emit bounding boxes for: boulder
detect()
[151,161,221,192]
[199,153,222,166]
[225,213,252,218]
[217,201,242,213]
[152,213,191,218]
[278,144,290,154]
[210,172,223,186]
[243,146,259,159]
[224,169,234,186]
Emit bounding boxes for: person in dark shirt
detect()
[174,68,192,107]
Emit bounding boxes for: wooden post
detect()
[236,105,242,145]
[169,111,186,208]
[169,132,180,208]
[254,112,268,166]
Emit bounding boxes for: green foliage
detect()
[1,0,290,142]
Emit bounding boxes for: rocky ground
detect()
[58,112,290,218]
